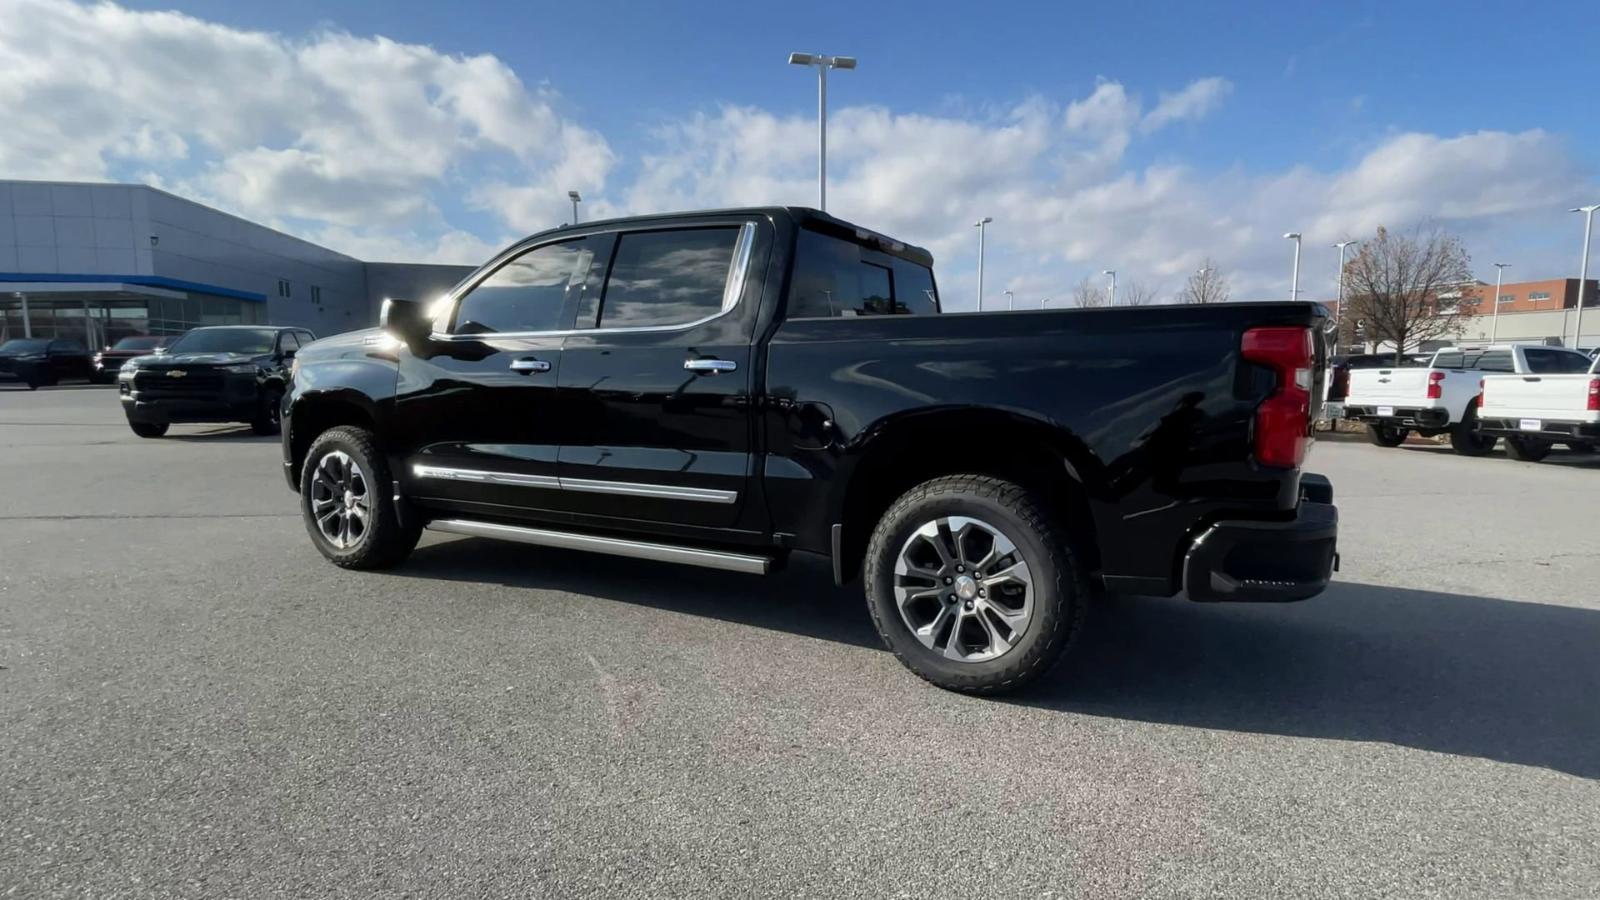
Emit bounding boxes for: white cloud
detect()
[0,0,611,254]
[1142,76,1232,132]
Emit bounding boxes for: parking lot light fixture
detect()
[1333,241,1356,347]
[1284,233,1303,301]
[568,191,581,224]
[1491,262,1511,342]
[1103,270,1116,305]
[974,217,993,310]
[789,52,856,211]
[1003,289,1014,311]
[1572,205,1600,347]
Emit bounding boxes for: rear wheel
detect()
[1449,405,1496,457]
[128,420,168,438]
[1366,424,1408,447]
[1505,436,1552,462]
[300,426,420,569]
[864,475,1087,695]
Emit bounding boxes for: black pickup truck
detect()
[283,207,1338,693]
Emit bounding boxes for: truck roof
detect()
[534,206,937,268]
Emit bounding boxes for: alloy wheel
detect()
[892,516,1034,663]
[309,450,371,550]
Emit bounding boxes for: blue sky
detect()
[9,0,1600,306]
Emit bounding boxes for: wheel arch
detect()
[830,406,1101,586]
[287,389,383,488]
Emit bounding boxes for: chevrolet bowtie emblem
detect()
[166,369,187,378]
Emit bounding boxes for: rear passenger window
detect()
[597,228,742,328]
[1524,349,1591,374]
[452,239,595,335]
[789,227,940,318]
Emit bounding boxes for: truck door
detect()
[556,217,767,533]
[395,235,603,520]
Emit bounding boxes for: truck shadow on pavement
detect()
[403,538,1598,779]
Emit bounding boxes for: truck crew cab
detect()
[282,207,1339,694]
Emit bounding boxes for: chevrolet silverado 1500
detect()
[281,207,1339,693]
[1478,351,1600,460]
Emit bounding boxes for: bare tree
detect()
[1072,276,1107,308]
[1119,279,1160,307]
[1341,224,1473,363]
[1176,258,1230,304]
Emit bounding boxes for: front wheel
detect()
[128,420,168,438]
[251,386,284,435]
[300,426,420,569]
[864,475,1087,695]
[1366,424,1408,447]
[1505,436,1552,462]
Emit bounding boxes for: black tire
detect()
[863,474,1088,695]
[129,420,168,438]
[24,374,42,391]
[299,425,420,569]
[1505,436,1552,462]
[1449,404,1496,457]
[1366,424,1408,447]
[251,386,284,435]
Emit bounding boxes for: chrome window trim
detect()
[429,221,758,342]
[412,464,737,504]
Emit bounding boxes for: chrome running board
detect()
[425,518,771,575]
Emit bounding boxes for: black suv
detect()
[0,338,94,389]
[118,325,315,437]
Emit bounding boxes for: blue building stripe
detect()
[0,272,268,303]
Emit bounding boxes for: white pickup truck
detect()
[1477,352,1600,461]
[1343,344,1594,455]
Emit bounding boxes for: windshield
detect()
[0,339,50,355]
[164,328,277,355]
[111,336,165,351]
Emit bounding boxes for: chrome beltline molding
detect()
[411,463,737,505]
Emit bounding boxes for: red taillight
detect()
[1241,326,1313,468]
[1478,378,1485,406]
[1427,370,1445,400]
[1589,378,1600,412]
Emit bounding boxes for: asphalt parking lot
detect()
[3,386,1598,899]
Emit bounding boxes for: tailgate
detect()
[1347,367,1428,404]
[1483,374,1597,419]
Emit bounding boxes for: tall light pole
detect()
[1333,240,1356,347]
[1103,270,1116,306]
[1284,232,1303,301]
[974,217,993,310]
[568,190,581,224]
[788,52,856,212]
[1003,289,1015,311]
[1572,205,1599,348]
[1491,262,1511,342]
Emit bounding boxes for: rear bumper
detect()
[1342,405,1449,430]
[1477,417,1600,441]
[1182,474,1339,603]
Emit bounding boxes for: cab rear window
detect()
[789,227,939,318]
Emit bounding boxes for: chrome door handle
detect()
[684,358,737,374]
[509,358,551,374]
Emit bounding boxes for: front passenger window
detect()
[452,239,595,335]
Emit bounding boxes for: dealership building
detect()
[0,180,474,346]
